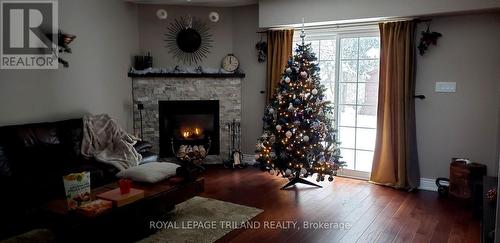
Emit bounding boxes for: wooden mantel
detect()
[128,72,245,78]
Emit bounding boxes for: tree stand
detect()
[281,173,322,190]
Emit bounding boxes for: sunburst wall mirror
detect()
[165,16,213,65]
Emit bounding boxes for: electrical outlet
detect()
[435,82,456,93]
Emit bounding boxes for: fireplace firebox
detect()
[159,100,220,158]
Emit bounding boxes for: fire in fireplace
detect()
[180,127,203,139]
[159,100,220,158]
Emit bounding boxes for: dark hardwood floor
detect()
[200,166,480,243]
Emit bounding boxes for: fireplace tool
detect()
[224,119,246,169]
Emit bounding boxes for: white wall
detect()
[137,4,233,68]
[415,13,500,178]
[0,0,139,131]
[259,0,500,27]
[232,5,267,154]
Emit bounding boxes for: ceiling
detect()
[126,0,258,7]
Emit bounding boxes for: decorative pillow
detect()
[116,162,180,183]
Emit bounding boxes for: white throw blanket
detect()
[81,114,142,171]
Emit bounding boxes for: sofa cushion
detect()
[10,123,60,147]
[117,162,179,183]
[54,119,83,158]
[12,144,74,175]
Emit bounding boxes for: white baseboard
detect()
[419,178,438,191]
[337,169,370,180]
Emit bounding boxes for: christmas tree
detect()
[255,31,345,189]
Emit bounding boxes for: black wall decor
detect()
[418,24,442,56]
[165,16,213,64]
[46,30,76,68]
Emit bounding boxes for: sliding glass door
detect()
[295,29,380,179]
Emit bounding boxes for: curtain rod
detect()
[257,18,431,33]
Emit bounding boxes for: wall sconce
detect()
[156,9,168,20]
[209,11,219,23]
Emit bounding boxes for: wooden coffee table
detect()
[43,177,204,242]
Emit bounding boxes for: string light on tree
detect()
[255,19,345,189]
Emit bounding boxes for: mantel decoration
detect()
[255,27,345,190]
[418,24,442,56]
[165,16,213,65]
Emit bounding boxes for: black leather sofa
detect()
[0,118,152,238]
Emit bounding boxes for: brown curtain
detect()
[370,21,420,189]
[266,29,294,102]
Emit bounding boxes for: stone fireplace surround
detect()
[131,74,243,163]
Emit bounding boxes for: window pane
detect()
[310,40,320,55]
[338,105,356,127]
[341,148,355,170]
[319,61,335,82]
[323,81,335,103]
[357,82,378,106]
[340,38,358,59]
[338,127,355,148]
[319,40,336,61]
[359,60,379,83]
[359,37,380,59]
[356,128,376,150]
[356,106,377,128]
[355,150,374,172]
[339,83,356,105]
[340,60,358,83]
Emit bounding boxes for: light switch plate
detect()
[435,82,456,93]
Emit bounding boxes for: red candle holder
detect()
[119,179,132,194]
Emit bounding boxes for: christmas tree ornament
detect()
[286,67,292,74]
[268,107,275,114]
[269,135,276,144]
[301,168,307,175]
[311,88,318,95]
[269,152,276,158]
[285,169,292,177]
[285,131,293,138]
[300,71,308,78]
[269,169,275,175]
[276,125,282,131]
[303,135,310,142]
[284,76,291,83]
[288,103,294,110]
